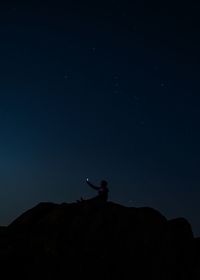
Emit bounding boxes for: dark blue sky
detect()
[0,1,200,235]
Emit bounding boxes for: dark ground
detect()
[0,201,199,279]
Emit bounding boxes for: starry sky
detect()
[0,1,200,235]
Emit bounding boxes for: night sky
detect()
[0,1,200,235]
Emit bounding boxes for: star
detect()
[90,47,96,53]
[64,74,69,80]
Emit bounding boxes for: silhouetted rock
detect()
[0,201,198,279]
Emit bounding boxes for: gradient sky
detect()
[0,1,200,235]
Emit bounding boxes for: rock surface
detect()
[0,201,198,279]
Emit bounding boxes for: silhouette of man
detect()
[86,179,109,202]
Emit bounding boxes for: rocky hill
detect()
[0,201,199,279]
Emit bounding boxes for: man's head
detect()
[101,180,108,187]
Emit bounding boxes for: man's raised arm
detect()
[86,180,99,190]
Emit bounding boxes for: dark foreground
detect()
[0,201,199,279]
